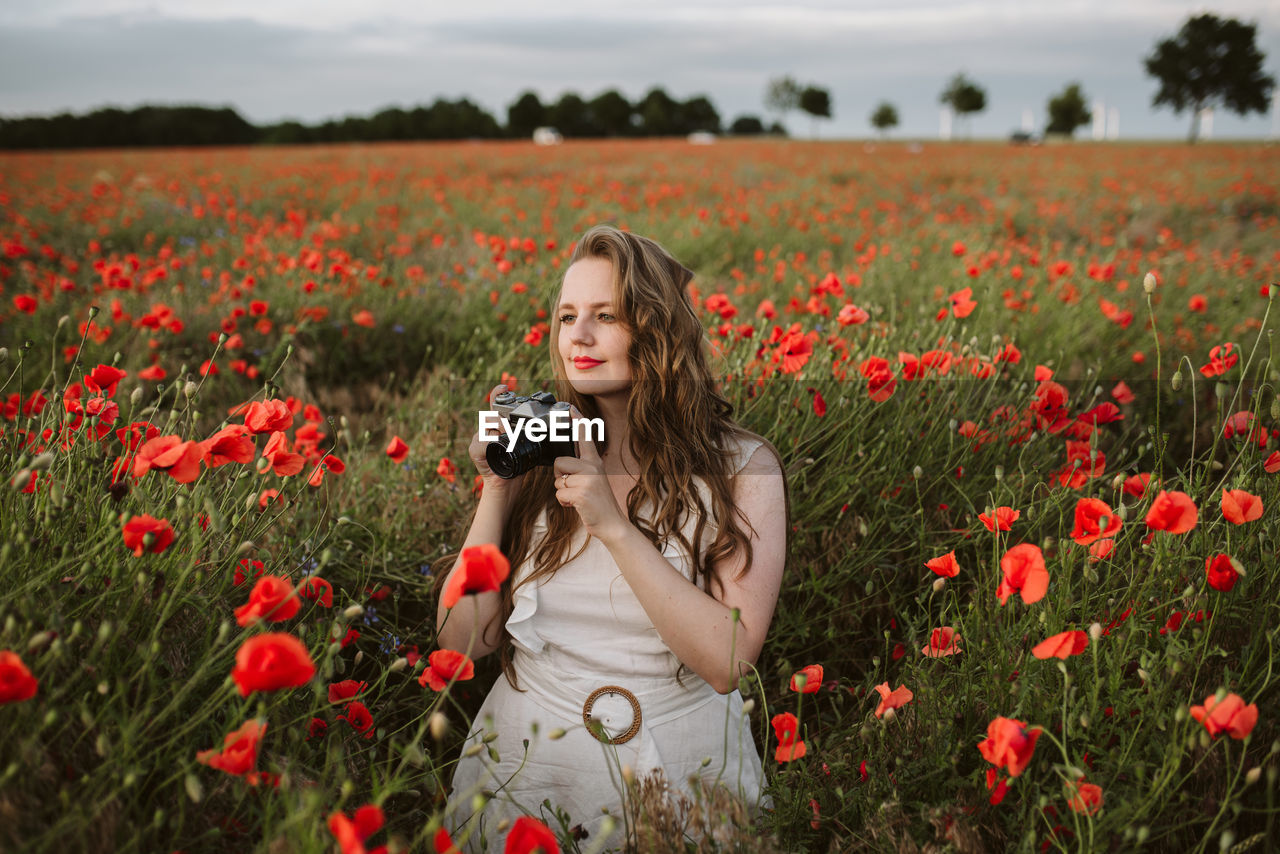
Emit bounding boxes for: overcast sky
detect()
[2,0,1278,139]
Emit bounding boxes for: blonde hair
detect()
[490,225,785,688]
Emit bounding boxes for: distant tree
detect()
[768,121,788,137]
[1045,83,1091,137]
[939,72,987,137]
[765,75,802,133]
[729,115,766,135]
[870,101,899,137]
[547,92,593,137]
[507,91,546,138]
[798,86,832,138]
[588,89,633,136]
[680,95,722,134]
[1144,13,1275,143]
[636,87,680,136]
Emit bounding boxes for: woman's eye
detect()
[598,313,615,322]
[559,314,575,323]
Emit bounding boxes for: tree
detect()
[1045,83,1091,137]
[798,86,832,138]
[587,89,633,136]
[729,115,766,135]
[1144,13,1275,143]
[636,87,680,136]
[765,75,802,133]
[680,95,722,134]
[870,102,899,137]
[939,72,987,138]
[547,92,593,137]
[507,91,546,138]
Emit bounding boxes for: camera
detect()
[485,390,577,479]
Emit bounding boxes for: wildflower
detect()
[1065,778,1103,815]
[328,680,369,703]
[811,389,826,417]
[1144,490,1198,534]
[1031,630,1088,660]
[922,627,961,657]
[504,815,560,853]
[948,287,977,319]
[386,435,410,463]
[230,633,316,697]
[435,827,462,853]
[837,303,868,326]
[243,399,294,434]
[338,701,375,739]
[419,649,475,692]
[352,309,376,328]
[1190,692,1258,740]
[790,664,824,694]
[997,543,1049,605]
[201,424,255,467]
[771,712,806,762]
[235,575,301,626]
[925,550,960,578]
[0,651,38,704]
[979,506,1020,532]
[1070,498,1121,545]
[1088,539,1115,563]
[437,457,457,484]
[84,364,127,398]
[775,330,813,374]
[1123,473,1153,498]
[132,435,203,483]
[1266,451,1280,474]
[121,514,175,556]
[300,576,334,607]
[307,717,328,741]
[196,720,266,778]
[1199,342,1239,378]
[1220,489,1263,525]
[235,559,265,586]
[328,804,385,854]
[872,682,913,717]
[978,716,1041,777]
[441,544,510,608]
[262,431,305,476]
[1204,554,1242,592]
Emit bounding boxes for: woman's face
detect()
[557,257,632,398]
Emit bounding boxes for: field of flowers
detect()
[1,137,1278,853]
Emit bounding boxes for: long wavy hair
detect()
[488,225,786,688]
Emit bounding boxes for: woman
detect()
[437,225,788,852]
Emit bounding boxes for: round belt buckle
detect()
[582,685,641,745]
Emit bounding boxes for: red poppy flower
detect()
[352,309,376,328]
[837,303,868,326]
[328,804,385,854]
[1221,489,1263,525]
[328,679,369,704]
[790,664,823,693]
[925,550,960,578]
[771,712,807,762]
[1190,692,1258,740]
[997,543,1049,605]
[978,716,1041,777]
[12,294,37,314]
[262,431,305,476]
[979,506,1020,532]
[196,719,266,777]
[419,649,475,692]
[307,717,328,741]
[504,815,560,853]
[1088,538,1115,563]
[235,559,265,586]
[243,400,294,434]
[437,456,457,484]
[1070,498,1121,545]
[434,827,462,854]
[441,544,511,608]
[201,424,255,467]
[1205,554,1242,592]
[872,682,913,717]
[1123,473,1153,498]
[0,650,38,704]
[776,331,813,374]
[121,514,175,556]
[230,632,316,697]
[1144,490,1198,534]
[1031,630,1088,660]
[84,364,128,398]
[922,627,961,657]
[132,435,203,483]
[300,576,333,607]
[235,575,300,626]
[1266,451,1280,474]
[1199,342,1239,378]
[138,364,167,381]
[948,287,976,318]
[1111,381,1135,404]
[811,389,826,417]
[1066,778,1103,816]
[386,435,409,463]
[338,700,375,739]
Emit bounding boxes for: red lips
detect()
[572,357,603,368]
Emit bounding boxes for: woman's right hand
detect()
[469,384,525,500]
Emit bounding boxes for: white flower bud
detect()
[1143,272,1157,293]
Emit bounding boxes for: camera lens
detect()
[486,434,540,479]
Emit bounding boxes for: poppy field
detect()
[1,138,1278,853]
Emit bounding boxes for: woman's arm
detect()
[558,436,787,693]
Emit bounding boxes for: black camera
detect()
[484,391,577,479]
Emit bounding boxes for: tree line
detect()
[0,87,782,150]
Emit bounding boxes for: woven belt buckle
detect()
[582,685,641,745]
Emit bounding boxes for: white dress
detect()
[446,436,766,853]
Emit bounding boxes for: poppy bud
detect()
[0,347,7,363]
[1246,767,1261,785]
[185,774,203,803]
[994,465,1004,482]
[742,699,755,714]
[882,707,896,722]
[390,657,408,672]
[1269,283,1277,300]
[1219,830,1235,851]
[429,711,448,740]
[343,604,364,619]
[30,452,54,471]
[1088,622,1102,641]
[932,578,946,593]
[1215,382,1229,399]
[59,314,71,328]
[463,743,484,758]
[548,728,566,740]
[621,765,635,785]
[483,731,499,744]
[97,681,109,694]
[1171,370,1182,391]
[1143,273,1157,293]
[912,466,923,479]
[1272,399,1280,421]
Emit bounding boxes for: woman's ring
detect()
[561,473,570,489]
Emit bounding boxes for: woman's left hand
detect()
[553,408,630,545]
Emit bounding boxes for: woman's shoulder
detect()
[721,428,781,477]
